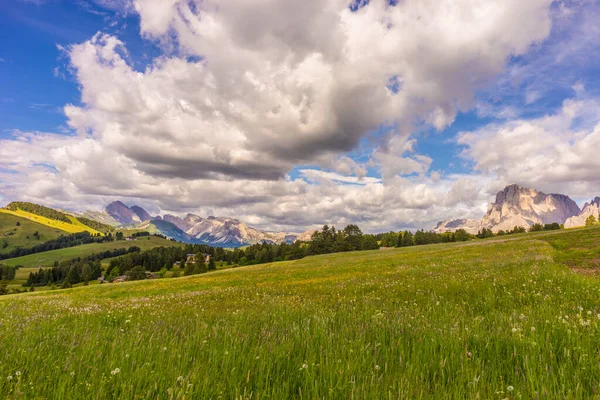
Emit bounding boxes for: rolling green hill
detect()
[2,227,600,398]
[0,211,65,254]
[0,209,101,235]
[2,236,182,285]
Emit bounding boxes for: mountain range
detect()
[85,201,313,248]
[433,184,600,234]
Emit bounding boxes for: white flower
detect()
[507,385,514,392]
[177,376,184,382]
[375,365,380,370]
[15,371,21,376]
[161,347,167,351]
[531,327,536,332]
[7,376,12,381]
[70,372,75,377]
[301,364,308,369]
[511,328,518,333]
[111,368,120,375]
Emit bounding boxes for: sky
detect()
[1,0,600,233]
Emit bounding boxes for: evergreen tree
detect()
[586,214,598,226]
[208,257,216,271]
[184,259,195,276]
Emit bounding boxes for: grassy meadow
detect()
[0,209,101,235]
[2,227,600,398]
[0,212,65,254]
[2,236,182,289]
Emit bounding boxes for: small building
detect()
[112,275,128,283]
[97,276,106,283]
[186,253,211,264]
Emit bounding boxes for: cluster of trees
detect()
[131,231,150,237]
[0,232,113,261]
[183,254,216,276]
[106,224,379,278]
[24,246,140,287]
[75,217,115,233]
[106,245,228,277]
[475,223,563,238]
[379,229,472,247]
[0,265,16,281]
[586,215,598,226]
[25,260,103,288]
[528,222,561,232]
[307,225,379,254]
[6,202,72,223]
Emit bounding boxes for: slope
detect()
[0,211,65,254]
[2,235,181,270]
[2,226,600,398]
[0,209,101,235]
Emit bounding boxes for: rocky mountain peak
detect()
[565,197,600,228]
[482,184,580,232]
[130,205,152,222]
[105,201,141,226]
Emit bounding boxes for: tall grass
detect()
[2,229,600,398]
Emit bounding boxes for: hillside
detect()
[2,226,600,398]
[2,235,179,268]
[0,211,65,254]
[0,209,101,235]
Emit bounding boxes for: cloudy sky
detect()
[1,0,600,233]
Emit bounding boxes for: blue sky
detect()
[1,0,600,232]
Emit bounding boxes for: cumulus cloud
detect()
[458,97,600,200]
[1,0,561,231]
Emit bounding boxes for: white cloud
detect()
[300,169,381,185]
[1,0,560,231]
[458,97,600,200]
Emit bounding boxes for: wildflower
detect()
[70,372,75,377]
[531,327,536,332]
[7,376,12,381]
[507,386,514,392]
[162,347,167,351]
[301,364,308,369]
[177,376,184,382]
[375,365,380,370]
[15,371,21,376]
[111,368,120,375]
[511,327,518,333]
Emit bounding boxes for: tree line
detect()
[106,224,380,279]
[75,216,116,233]
[0,231,114,261]
[24,246,141,287]
[378,229,472,247]
[6,202,72,223]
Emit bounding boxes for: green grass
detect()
[3,236,181,275]
[2,227,600,398]
[0,209,101,235]
[0,212,65,254]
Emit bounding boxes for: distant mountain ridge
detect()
[432,219,481,235]
[90,201,313,248]
[565,197,600,228]
[432,184,586,233]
